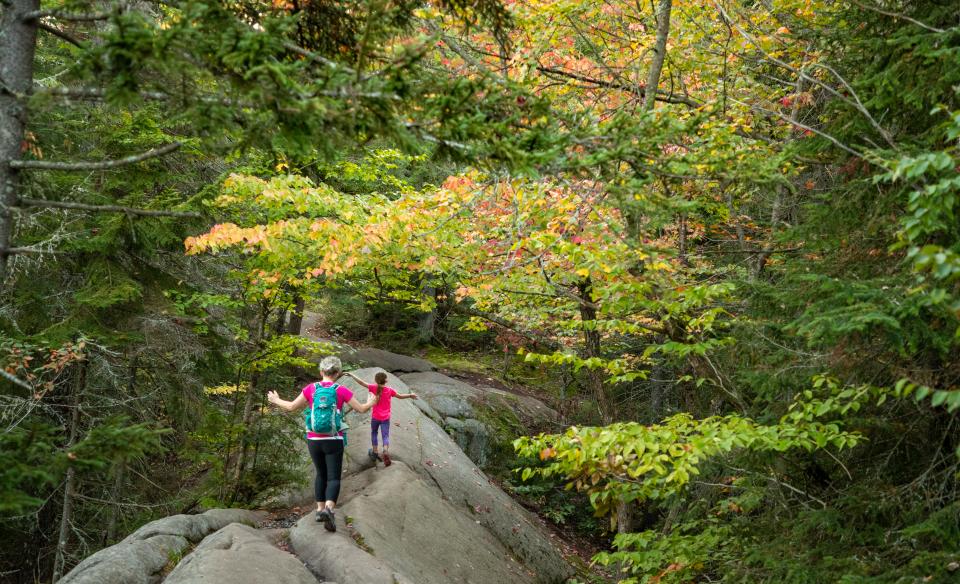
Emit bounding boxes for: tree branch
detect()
[35,21,82,47]
[0,246,67,256]
[281,41,354,74]
[451,304,560,350]
[22,10,111,22]
[536,65,701,108]
[847,0,945,33]
[0,369,34,391]
[38,86,171,102]
[10,142,181,171]
[18,197,200,218]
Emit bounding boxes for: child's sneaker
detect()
[324,508,337,532]
[368,449,381,462]
[382,453,392,467]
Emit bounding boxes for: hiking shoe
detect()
[368,449,381,462]
[315,509,328,524]
[324,509,337,532]
[382,453,392,467]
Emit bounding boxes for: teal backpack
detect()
[304,383,344,437]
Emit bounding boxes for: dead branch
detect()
[10,142,181,171]
[17,197,200,218]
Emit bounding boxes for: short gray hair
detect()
[319,356,342,377]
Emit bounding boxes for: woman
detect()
[267,356,376,532]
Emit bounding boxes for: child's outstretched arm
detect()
[396,392,418,400]
[343,371,369,385]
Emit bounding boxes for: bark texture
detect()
[643,0,673,111]
[0,0,40,282]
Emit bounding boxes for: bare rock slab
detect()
[337,369,573,584]
[343,461,534,584]
[165,523,321,584]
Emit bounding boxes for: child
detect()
[344,371,417,466]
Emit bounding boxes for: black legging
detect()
[306,439,344,503]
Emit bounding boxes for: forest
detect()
[1,1,958,583]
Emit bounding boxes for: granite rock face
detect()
[58,509,265,584]
[164,523,322,584]
[336,369,573,584]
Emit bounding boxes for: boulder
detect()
[59,509,265,584]
[342,461,534,584]
[398,371,559,468]
[399,371,481,418]
[336,369,573,584]
[400,371,559,430]
[290,513,414,584]
[165,523,322,584]
[445,416,492,467]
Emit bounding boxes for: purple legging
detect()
[371,418,390,447]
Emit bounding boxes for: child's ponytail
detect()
[373,371,388,398]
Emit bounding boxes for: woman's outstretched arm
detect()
[267,391,307,412]
[346,395,377,414]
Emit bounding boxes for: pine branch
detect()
[10,142,181,171]
[18,198,200,218]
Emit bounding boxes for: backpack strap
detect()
[308,382,317,432]
[329,383,340,409]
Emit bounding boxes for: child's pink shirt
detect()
[302,381,353,439]
[369,384,397,421]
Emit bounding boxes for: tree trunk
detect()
[231,370,261,500]
[678,212,688,265]
[103,462,125,545]
[578,277,635,565]
[577,278,612,424]
[754,189,782,275]
[0,0,40,282]
[287,294,305,335]
[643,0,673,110]
[417,279,437,343]
[725,185,747,252]
[53,360,85,583]
[755,73,805,277]
[231,303,268,500]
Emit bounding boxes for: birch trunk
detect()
[643,0,673,110]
